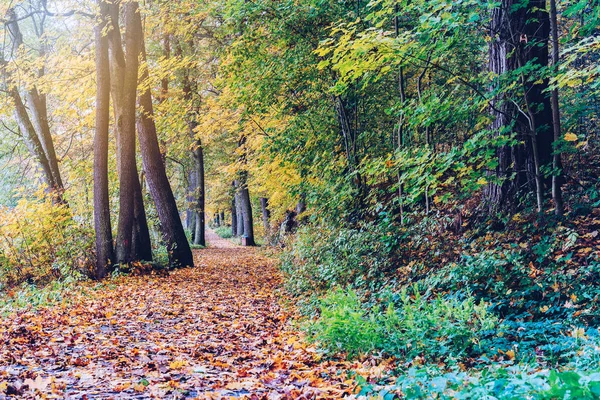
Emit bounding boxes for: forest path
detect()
[0,241,356,398]
[205,227,240,249]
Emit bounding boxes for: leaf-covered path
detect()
[0,231,360,399]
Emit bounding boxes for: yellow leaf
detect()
[564,133,578,142]
[133,383,146,392]
[169,359,187,370]
[505,350,515,359]
[570,293,578,303]
[476,177,488,185]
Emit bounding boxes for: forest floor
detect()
[0,230,370,399]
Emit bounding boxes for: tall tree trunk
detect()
[6,9,65,202]
[260,197,270,237]
[549,0,565,216]
[187,169,197,239]
[93,0,114,279]
[486,0,554,211]
[114,2,141,264]
[193,144,206,246]
[10,90,56,191]
[238,171,256,246]
[235,182,245,237]
[136,8,194,268]
[181,46,205,247]
[131,171,153,261]
[25,89,63,192]
[231,187,238,237]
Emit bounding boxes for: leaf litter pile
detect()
[0,234,384,399]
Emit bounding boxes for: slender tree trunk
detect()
[235,182,245,237]
[486,0,554,211]
[231,188,238,237]
[135,8,194,268]
[131,171,153,261]
[238,172,255,246]
[193,144,206,246]
[25,89,63,193]
[6,9,64,202]
[260,197,271,237]
[11,90,56,191]
[181,48,205,247]
[549,0,565,216]
[93,0,114,279]
[114,2,141,264]
[187,169,197,239]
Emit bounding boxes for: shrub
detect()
[307,287,498,361]
[0,193,92,288]
[280,223,395,298]
[214,226,233,239]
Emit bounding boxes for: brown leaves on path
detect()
[0,232,365,399]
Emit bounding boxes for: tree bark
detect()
[93,0,115,279]
[260,197,270,237]
[187,169,197,238]
[193,144,206,246]
[135,8,194,268]
[231,187,238,237]
[131,171,153,261]
[181,50,205,247]
[235,182,245,237]
[486,0,554,211]
[238,171,256,246]
[107,1,152,262]
[11,90,56,191]
[114,2,141,264]
[6,9,65,202]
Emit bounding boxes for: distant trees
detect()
[3,7,65,203]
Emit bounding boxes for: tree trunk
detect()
[231,190,238,237]
[235,182,245,237]
[260,197,271,238]
[193,144,206,246]
[11,90,56,191]
[93,0,114,279]
[238,172,256,246]
[136,8,194,268]
[114,2,141,264]
[107,1,152,263]
[187,169,197,238]
[131,171,153,261]
[6,9,64,202]
[486,0,554,211]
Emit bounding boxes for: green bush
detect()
[307,287,498,361]
[280,223,395,298]
[214,226,233,239]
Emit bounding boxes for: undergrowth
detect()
[280,203,600,397]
